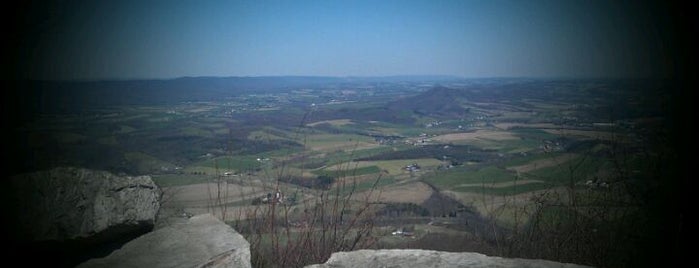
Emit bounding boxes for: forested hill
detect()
[388,86,467,117]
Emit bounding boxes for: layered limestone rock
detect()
[305,249,592,268]
[78,214,251,268]
[9,167,161,242]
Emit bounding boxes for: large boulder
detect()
[78,214,251,268]
[9,167,161,241]
[6,167,161,267]
[305,249,592,268]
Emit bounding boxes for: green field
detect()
[337,158,443,175]
[13,78,665,268]
[504,152,567,167]
[124,151,174,174]
[318,146,399,167]
[337,176,395,195]
[304,133,376,151]
[425,165,517,189]
[248,127,297,141]
[452,181,552,195]
[195,155,263,171]
[179,126,214,138]
[510,128,560,140]
[522,155,609,184]
[464,137,540,153]
[53,132,88,143]
[312,165,381,177]
[96,135,119,146]
[151,174,213,187]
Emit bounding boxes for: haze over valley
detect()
[6,76,681,267]
[4,1,689,267]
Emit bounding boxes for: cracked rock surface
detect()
[9,167,161,242]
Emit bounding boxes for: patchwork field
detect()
[431,129,518,143]
[304,133,377,151]
[356,181,434,204]
[324,158,444,175]
[14,78,664,268]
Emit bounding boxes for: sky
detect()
[8,0,682,80]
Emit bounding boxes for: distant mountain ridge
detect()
[5,75,462,113]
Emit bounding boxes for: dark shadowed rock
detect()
[77,214,251,268]
[305,249,592,268]
[9,167,161,241]
[6,167,161,266]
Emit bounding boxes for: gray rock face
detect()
[305,249,592,268]
[78,214,251,268]
[9,167,161,242]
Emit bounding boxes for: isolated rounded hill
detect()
[388,86,467,117]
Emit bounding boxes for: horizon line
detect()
[12,74,669,83]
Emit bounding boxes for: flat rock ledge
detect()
[78,214,250,268]
[305,249,592,268]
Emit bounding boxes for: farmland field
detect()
[9,77,677,268]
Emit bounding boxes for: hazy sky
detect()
[12,0,678,80]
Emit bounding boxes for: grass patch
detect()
[248,127,296,141]
[307,119,354,127]
[463,137,540,153]
[338,176,395,194]
[116,125,137,133]
[536,206,579,227]
[96,135,119,146]
[523,155,609,184]
[312,165,381,177]
[212,127,230,135]
[151,174,212,187]
[195,155,262,171]
[331,158,442,175]
[425,165,516,189]
[322,146,399,166]
[180,126,213,138]
[364,121,425,136]
[510,128,559,140]
[53,132,87,143]
[496,139,542,153]
[304,133,375,151]
[261,147,306,158]
[452,182,552,195]
[504,152,566,167]
[124,151,174,174]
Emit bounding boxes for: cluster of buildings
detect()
[404,163,421,172]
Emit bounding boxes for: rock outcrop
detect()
[6,167,161,267]
[9,167,161,242]
[78,214,251,268]
[305,249,592,268]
